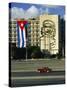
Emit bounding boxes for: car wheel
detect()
[47,70,49,73]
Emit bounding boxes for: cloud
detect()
[41,4,60,8]
[10,6,39,19]
[11,7,25,19]
[45,8,49,14]
[39,7,49,14]
[39,8,45,14]
[26,6,39,18]
[39,4,60,15]
[10,5,64,19]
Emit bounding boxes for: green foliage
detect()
[28,46,40,52]
[27,46,42,58]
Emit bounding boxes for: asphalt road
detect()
[11,71,65,87]
[12,71,65,77]
[11,59,65,71]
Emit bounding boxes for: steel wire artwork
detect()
[41,20,56,48]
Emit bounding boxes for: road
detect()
[12,71,65,77]
[11,71,65,87]
[11,59,65,71]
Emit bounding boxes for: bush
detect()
[31,50,43,59]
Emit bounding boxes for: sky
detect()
[9,2,65,19]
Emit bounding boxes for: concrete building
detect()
[27,18,40,46]
[9,14,61,55]
[40,14,60,54]
[9,19,17,46]
[9,18,40,47]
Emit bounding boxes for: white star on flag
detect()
[21,23,23,27]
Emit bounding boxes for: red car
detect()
[37,67,52,73]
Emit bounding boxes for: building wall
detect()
[28,19,40,46]
[9,20,17,45]
[9,14,60,55]
[9,18,40,47]
[40,14,59,54]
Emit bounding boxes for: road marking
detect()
[11,70,65,72]
[11,75,65,80]
[11,70,37,72]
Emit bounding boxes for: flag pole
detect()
[25,21,28,61]
[26,39,27,61]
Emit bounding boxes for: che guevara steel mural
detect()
[41,20,56,49]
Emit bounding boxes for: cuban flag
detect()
[17,20,28,48]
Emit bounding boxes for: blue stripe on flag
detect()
[17,23,20,48]
[21,30,24,47]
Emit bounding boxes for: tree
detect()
[27,46,42,59]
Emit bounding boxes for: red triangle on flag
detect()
[17,20,27,30]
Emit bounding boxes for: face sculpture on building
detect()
[41,20,56,48]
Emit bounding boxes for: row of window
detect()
[9,39,40,43]
[9,34,39,38]
[31,31,39,33]
[31,40,39,42]
[9,35,17,37]
[31,43,40,46]
[28,21,39,24]
[9,32,17,34]
[9,28,17,31]
[9,37,16,40]
[31,34,39,37]
[9,21,16,24]
[9,20,39,25]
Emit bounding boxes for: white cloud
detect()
[10,6,39,19]
[39,4,60,15]
[11,7,25,19]
[39,8,44,14]
[26,6,39,18]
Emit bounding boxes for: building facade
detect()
[9,14,61,55]
[40,14,60,54]
[9,19,17,46]
[9,18,40,46]
[27,18,40,46]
